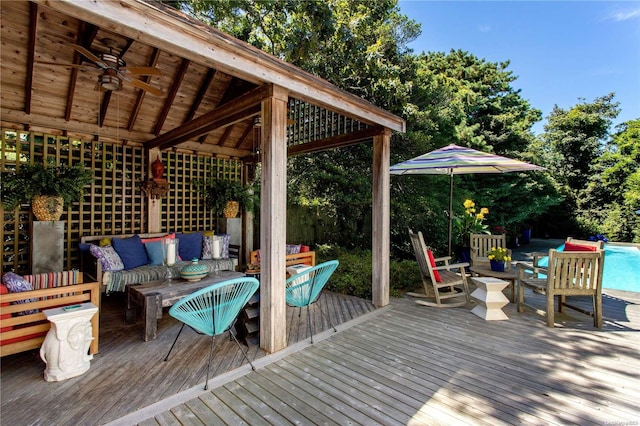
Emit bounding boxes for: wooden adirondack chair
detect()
[470,233,507,267]
[407,229,471,308]
[516,248,605,328]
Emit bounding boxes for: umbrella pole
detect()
[448,172,453,257]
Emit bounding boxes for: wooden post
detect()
[259,85,288,353]
[147,148,162,233]
[372,129,391,307]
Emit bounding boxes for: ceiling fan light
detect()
[99,74,122,91]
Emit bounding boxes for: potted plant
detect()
[192,178,257,218]
[487,246,512,272]
[453,198,490,264]
[1,159,93,220]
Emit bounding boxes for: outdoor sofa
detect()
[80,232,238,294]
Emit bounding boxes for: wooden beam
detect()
[25,2,37,115]
[145,85,271,150]
[99,91,112,127]
[287,126,385,156]
[185,68,215,122]
[372,129,391,308]
[242,125,386,163]
[152,105,260,151]
[66,23,99,121]
[153,58,190,135]
[259,85,288,354]
[34,0,405,133]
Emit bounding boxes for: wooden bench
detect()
[1,272,100,357]
[249,250,316,268]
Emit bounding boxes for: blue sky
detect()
[398,1,640,135]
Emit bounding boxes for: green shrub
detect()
[316,245,421,299]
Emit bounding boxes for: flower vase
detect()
[490,259,506,272]
[162,238,180,282]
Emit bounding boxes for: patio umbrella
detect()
[390,143,545,255]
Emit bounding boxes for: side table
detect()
[470,277,509,321]
[469,264,518,303]
[40,303,98,381]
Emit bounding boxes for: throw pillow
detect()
[140,233,176,244]
[201,236,214,260]
[144,241,165,266]
[216,234,230,258]
[286,244,302,255]
[1,272,37,315]
[89,244,125,272]
[112,235,150,270]
[564,242,598,252]
[426,249,442,283]
[176,232,203,261]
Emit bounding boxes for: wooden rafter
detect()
[185,68,215,122]
[65,22,99,121]
[153,58,190,135]
[25,2,37,115]
[127,47,161,131]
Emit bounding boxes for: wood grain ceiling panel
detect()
[2,1,404,158]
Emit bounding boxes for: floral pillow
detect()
[202,236,214,260]
[2,272,38,315]
[90,244,125,272]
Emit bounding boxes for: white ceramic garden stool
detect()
[40,303,98,382]
[470,277,509,321]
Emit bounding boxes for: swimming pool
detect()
[538,243,640,292]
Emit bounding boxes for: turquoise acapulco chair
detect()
[164,277,259,390]
[286,260,339,343]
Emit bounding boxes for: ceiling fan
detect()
[41,38,163,96]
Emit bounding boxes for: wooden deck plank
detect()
[296,338,506,425]
[182,398,226,425]
[2,287,639,426]
[222,380,294,425]
[251,364,350,424]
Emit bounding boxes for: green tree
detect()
[542,93,620,191]
[583,119,640,241]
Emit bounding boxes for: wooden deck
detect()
[2,285,639,425]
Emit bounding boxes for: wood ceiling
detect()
[0,1,404,162]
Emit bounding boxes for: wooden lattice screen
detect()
[1,128,241,275]
[287,98,368,146]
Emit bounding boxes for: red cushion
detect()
[140,233,175,244]
[300,245,310,252]
[426,249,442,282]
[564,242,598,252]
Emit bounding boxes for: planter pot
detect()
[31,195,64,221]
[490,259,506,272]
[459,246,471,273]
[223,201,239,218]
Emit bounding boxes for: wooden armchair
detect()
[470,233,507,267]
[516,249,605,328]
[407,229,471,308]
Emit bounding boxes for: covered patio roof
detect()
[1,0,404,156]
[1,0,405,353]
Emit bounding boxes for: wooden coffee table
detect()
[469,264,518,303]
[125,271,245,341]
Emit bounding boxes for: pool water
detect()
[538,243,640,292]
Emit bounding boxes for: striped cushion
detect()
[103,259,237,293]
[23,270,81,290]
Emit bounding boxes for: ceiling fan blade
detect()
[127,77,163,96]
[72,44,108,68]
[120,66,161,76]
